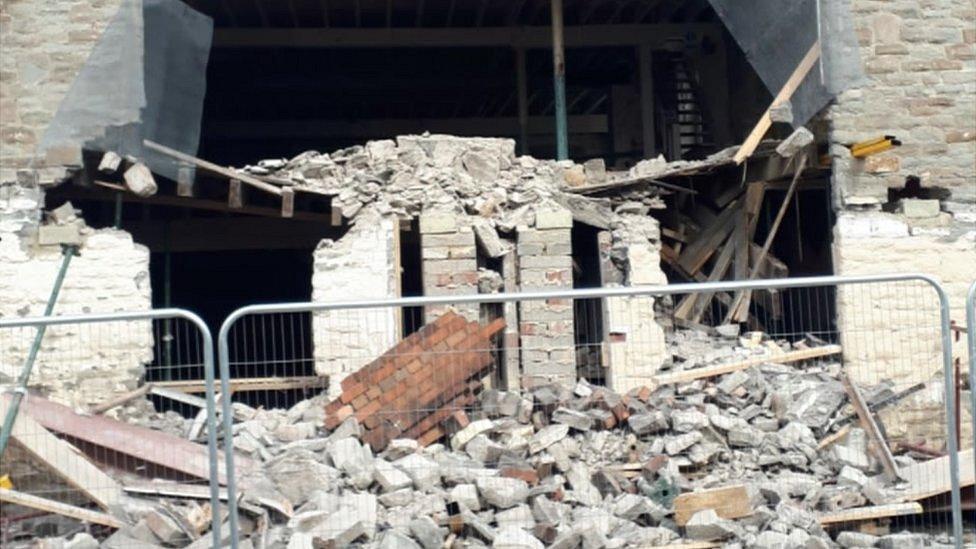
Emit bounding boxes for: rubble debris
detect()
[123,162,158,197]
[3,328,961,549]
[97,151,123,173]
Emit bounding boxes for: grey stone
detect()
[378,488,416,507]
[776,127,814,158]
[877,533,926,548]
[477,476,530,509]
[409,516,446,549]
[684,508,736,541]
[64,533,98,549]
[394,452,441,491]
[665,431,703,455]
[493,526,544,549]
[672,409,709,432]
[565,462,602,506]
[529,424,569,453]
[552,407,594,431]
[753,530,791,549]
[450,483,482,511]
[901,199,940,219]
[531,495,568,525]
[836,531,879,547]
[628,411,669,435]
[769,101,794,124]
[496,504,536,530]
[374,458,413,492]
[379,531,422,549]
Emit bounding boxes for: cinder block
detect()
[535,207,573,229]
[420,212,460,234]
[900,198,940,218]
[37,223,82,245]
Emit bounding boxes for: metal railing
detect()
[217,274,966,548]
[0,309,222,548]
[968,281,976,460]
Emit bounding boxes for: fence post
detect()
[967,282,976,465]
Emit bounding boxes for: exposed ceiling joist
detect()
[213,23,720,48]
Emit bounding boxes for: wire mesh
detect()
[967,281,976,461]
[217,276,968,548]
[0,311,221,548]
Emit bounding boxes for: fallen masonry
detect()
[0,324,970,548]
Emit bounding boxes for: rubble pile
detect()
[7,330,958,549]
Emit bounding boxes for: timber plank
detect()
[673,485,752,526]
[0,488,126,529]
[654,345,842,386]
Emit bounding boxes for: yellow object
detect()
[851,135,901,158]
[0,475,12,490]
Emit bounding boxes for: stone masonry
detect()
[312,209,399,398]
[517,205,575,386]
[419,211,479,323]
[828,0,975,448]
[0,183,152,408]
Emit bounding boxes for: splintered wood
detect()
[324,312,505,450]
[673,485,753,526]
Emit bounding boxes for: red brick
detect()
[366,385,382,399]
[500,467,539,486]
[350,393,370,410]
[354,399,382,422]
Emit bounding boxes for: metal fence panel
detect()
[0,309,222,548]
[968,281,976,462]
[217,274,967,549]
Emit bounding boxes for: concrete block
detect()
[535,207,573,229]
[420,212,459,234]
[900,198,940,218]
[476,476,530,509]
[37,223,82,245]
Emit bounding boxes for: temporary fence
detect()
[0,309,223,548]
[968,281,976,460]
[217,274,967,548]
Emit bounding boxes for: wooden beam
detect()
[676,200,739,276]
[818,503,923,526]
[228,178,243,208]
[208,115,609,140]
[673,485,752,526]
[88,384,152,415]
[637,43,656,157]
[6,394,249,484]
[654,345,842,386]
[840,372,900,480]
[1,399,123,511]
[153,376,326,395]
[899,449,975,501]
[0,488,126,529]
[213,24,721,49]
[725,157,807,323]
[281,186,295,218]
[143,139,283,197]
[733,41,821,164]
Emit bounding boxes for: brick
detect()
[351,393,370,410]
[500,467,539,486]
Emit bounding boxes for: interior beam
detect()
[213,23,721,49]
[207,114,609,140]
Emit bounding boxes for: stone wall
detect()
[0,0,125,179]
[828,0,975,447]
[312,210,399,398]
[419,211,479,323]
[0,183,152,408]
[516,206,576,386]
[605,215,669,394]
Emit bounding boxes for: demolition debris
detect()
[2,325,969,548]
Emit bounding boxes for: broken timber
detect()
[3,393,249,484]
[0,399,122,510]
[899,448,975,501]
[818,502,923,526]
[0,488,126,529]
[673,484,752,526]
[143,139,283,196]
[839,372,900,480]
[153,375,324,394]
[654,344,842,385]
[733,40,821,164]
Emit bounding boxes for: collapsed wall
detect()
[312,210,400,399]
[0,181,152,408]
[264,135,669,394]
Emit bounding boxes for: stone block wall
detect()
[1,183,152,408]
[419,211,479,323]
[0,0,125,179]
[604,216,668,394]
[312,211,399,398]
[828,0,975,447]
[516,207,575,386]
